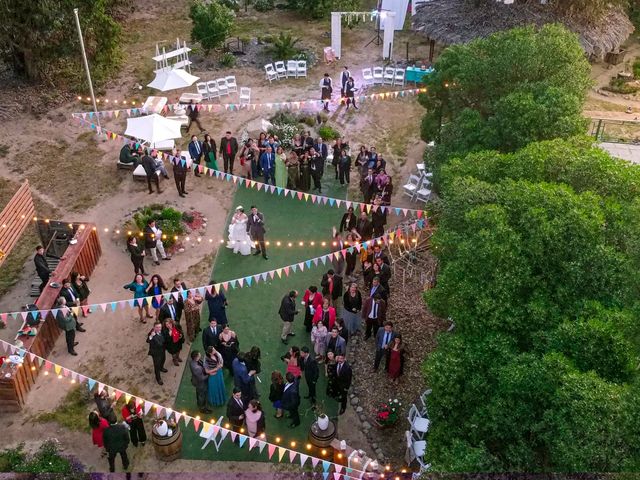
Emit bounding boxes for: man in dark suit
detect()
[259,145,276,185]
[146,322,167,385]
[279,290,298,344]
[375,256,392,295]
[362,293,387,340]
[158,297,178,323]
[356,211,373,241]
[321,269,343,309]
[188,134,203,177]
[189,350,212,414]
[55,297,78,356]
[171,277,188,322]
[374,321,396,371]
[202,318,221,351]
[300,346,319,405]
[141,150,161,194]
[371,198,388,238]
[247,205,267,259]
[186,99,204,133]
[281,372,301,427]
[219,131,239,174]
[361,168,378,204]
[369,244,390,265]
[335,355,352,415]
[60,279,86,332]
[171,149,189,197]
[369,277,388,301]
[232,353,256,404]
[340,66,351,97]
[324,327,347,356]
[103,416,130,472]
[34,245,50,293]
[226,388,245,431]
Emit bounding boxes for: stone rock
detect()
[178,248,185,253]
[376,448,384,457]
[371,443,378,449]
[350,396,359,405]
[362,421,371,430]
[356,406,363,413]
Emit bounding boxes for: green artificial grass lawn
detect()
[174,173,349,462]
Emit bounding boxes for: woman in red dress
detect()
[313,297,336,330]
[302,285,323,332]
[122,399,147,447]
[89,411,109,456]
[386,335,407,382]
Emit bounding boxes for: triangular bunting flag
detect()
[278,447,287,462]
[268,444,277,459]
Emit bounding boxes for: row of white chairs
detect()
[362,67,405,87]
[265,60,307,82]
[405,389,432,470]
[403,175,431,203]
[196,76,237,100]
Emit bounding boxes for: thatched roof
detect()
[411,0,634,60]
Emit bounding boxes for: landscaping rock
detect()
[362,421,371,430]
[350,396,359,405]
[356,406,363,413]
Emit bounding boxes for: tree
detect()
[286,0,360,19]
[0,0,122,84]
[189,0,235,54]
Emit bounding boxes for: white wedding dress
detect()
[227,214,253,255]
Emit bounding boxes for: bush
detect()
[190,0,235,54]
[0,440,84,476]
[286,0,360,18]
[299,114,317,127]
[318,125,341,140]
[130,205,186,247]
[633,58,640,78]
[268,123,299,148]
[219,0,240,9]
[269,111,299,126]
[220,52,236,67]
[267,32,301,59]
[603,77,640,94]
[254,0,275,11]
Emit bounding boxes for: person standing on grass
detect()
[123,274,152,323]
[338,148,351,185]
[279,290,299,345]
[34,245,50,292]
[300,346,319,405]
[170,277,188,323]
[269,371,285,419]
[94,390,117,424]
[259,145,276,186]
[227,388,245,432]
[103,416,130,472]
[342,282,362,335]
[55,297,78,356]
[281,372,301,428]
[204,346,226,407]
[183,289,203,343]
[146,321,167,385]
[121,398,147,447]
[245,400,266,438]
[220,131,239,175]
[335,354,352,415]
[190,350,213,414]
[247,205,268,260]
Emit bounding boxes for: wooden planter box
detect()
[606,50,626,66]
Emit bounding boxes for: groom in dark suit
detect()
[247,205,268,260]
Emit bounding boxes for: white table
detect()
[179,93,203,104]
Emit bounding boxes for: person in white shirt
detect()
[319,73,333,112]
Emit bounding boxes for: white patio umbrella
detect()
[147,68,200,92]
[124,114,183,144]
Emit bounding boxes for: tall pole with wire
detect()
[73,8,101,130]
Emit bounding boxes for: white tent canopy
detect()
[125,114,183,144]
[147,68,200,92]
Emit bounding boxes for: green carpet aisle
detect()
[174,174,348,461]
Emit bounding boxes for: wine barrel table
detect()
[308,419,337,448]
[152,425,183,461]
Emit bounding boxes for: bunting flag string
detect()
[71,87,427,118]
[0,220,426,324]
[0,338,388,480]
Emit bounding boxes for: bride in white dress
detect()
[227,206,253,255]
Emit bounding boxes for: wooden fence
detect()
[0,224,101,413]
[0,180,35,266]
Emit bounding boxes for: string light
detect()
[306,443,312,450]
[275,437,281,443]
[290,441,296,448]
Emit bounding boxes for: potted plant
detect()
[313,401,330,430]
[373,398,402,429]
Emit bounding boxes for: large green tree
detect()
[189,0,235,53]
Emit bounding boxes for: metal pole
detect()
[73,8,101,130]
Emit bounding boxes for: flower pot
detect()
[372,416,397,430]
[317,414,330,430]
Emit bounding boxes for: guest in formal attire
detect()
[344,232,361,280]
[219,325,239,374]
[300,346,319,405]
[314,138,328,176]
[89,411,109,456]
[121,399,147,447]
[374,321,396,372]
[345,76,358,110]
[71,271,91,317]
[339,207,357,233]
[245,400,266,438]
[371,197,388,238]
[220,131,239,174]
[321,269,343,309]
[188,134,203,177]
[325,351,338,398]
[281,372,301,427]
[370,244,390,265]
[269,371,285,419]
[279,290,299,345]
[247,206,268,260]
[144,219,171,265]
[356,211,373,242]
[298,153,311,192]
[34,245,50,292]
[94,390,117,424]
[362,260,375,289]
[355,146,370,179]
[311,320,328,362]
[240,138,260,179]
[202,318,221,351]
[103,417,130,472]
[338,148,351,185]
[375,256,392,295]
[127,236,146,276]
[124,274,151,323]
[163,318,184,366]
[55,297,78,356]
[313,297,336,330]
[158,297,179,323]
[282,345,302,380]
[60,279,86,331]
[190,350,213,413]
[245,346,262,400]
[233,352,256,404]
[226,388,246,431]
[361,168,378,204]
[204,346,226,407]
[386,335,407,382]
[171,149,189,197]
[302,285,323,333]
[324,327,346,357]
[335,355,352,415]
[260,145,276,185]
[275,146,288,188]
[369,276,387,301]
[141,150,161,194]
[342,283,362,335]
[309,148,323,193]
[146,274,167,320]
[146,321,167,385]
[362,293,386,340]
[170,277,188,323]
[340,66,351,96]
[286,151,300,189]
[183,289,203,342]
[205,286,229,325]
[335,317,349,345]
[320,73,333,112]
[203,133,218,170]
[186,99,204,133]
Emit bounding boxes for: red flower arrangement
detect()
[375,398,401,427]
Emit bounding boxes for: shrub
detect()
[603,77,640,94]
[219,0,240,9]
[0,440,84,476]
[254,0,275,11]
[318,125,341,140]
[269,111,299,126]
[220,52,236,67]
[317,111,329,124]
[299,114,317,127]
[190,0,235,54]
[268,123,299,148]
[633,58,640,78]
[130,205,186,247]
[268,32,301,59]
[286,0,360,19]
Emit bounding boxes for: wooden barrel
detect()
[152,425,183,462]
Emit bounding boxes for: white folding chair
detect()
[383,67,395,85]
[404,430,427,466]
[216,78,229,96]
[200,416,225,451]
[407,404,430,439]
[296,60,307,78]
[196,82,209,99]
[362,68,374,87]
[419,388,432,416]
[403,174,421,199]
[373,66,384,85]
[415,178,432,203]
[274,61,287,79]
[225,75,237,93]
[206,80,219,99]
[394,68,405,86]
[265,64,278,82]
[287,60,298,78]
[239,87,251,106]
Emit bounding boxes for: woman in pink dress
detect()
[311,320,328,362]
[244,399,266,437]
[386,335,407,382]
